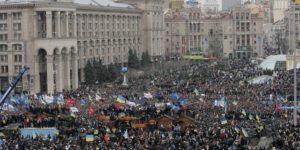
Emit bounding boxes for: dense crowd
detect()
[0,59,300,149]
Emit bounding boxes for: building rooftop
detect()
[0,0,133,8]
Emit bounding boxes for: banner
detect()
[20,128,58,138]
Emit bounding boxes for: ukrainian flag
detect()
[116,95,126,104]
[86,134,94,142]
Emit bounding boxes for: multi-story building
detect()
[165,0,201,58]
[231,5,264,58]
[119,0,165,61]
[200,15,223,57]
[0,0,163,94]
[164,10,189,57]
[199,4,264,58]
[186,8,202,53]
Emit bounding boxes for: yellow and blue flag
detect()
[116,95,126,104]
[86,134,94,142]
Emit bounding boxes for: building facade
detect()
[231,5,264,58]
[119,0,165,60]
[164,10,189,58]
[0,0,156,94]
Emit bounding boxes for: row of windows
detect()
[79,31,138,38]
[0,65,22,74]
[0,33,22,40]
[79,14,139,23]
[235,12,250,20]
[78,38,140,47]
[0,55,22,62]
[0,12,22,20]
[78,46,132,57]
[79,23,138,31]
[0,44,22,51]
[0,23,22,31]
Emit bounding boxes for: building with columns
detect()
[0,0,150,94]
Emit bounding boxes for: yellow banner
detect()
[294,0,300,5]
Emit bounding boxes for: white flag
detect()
[123,130,128,139]
[144,92,153,99]
[95,94,102,101]
[194,88,199,96]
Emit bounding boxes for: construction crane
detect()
[0,66,29,110]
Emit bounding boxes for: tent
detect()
[259,55,286,70]
[248,75,273,85]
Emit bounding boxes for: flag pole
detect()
[292,1,298,126]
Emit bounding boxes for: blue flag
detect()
[171,93,179,100]
[80,99,87,106]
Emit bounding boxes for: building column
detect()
[56,54,63,92]
[73,13,77,37]
[65,12,69,38]
[78,14,82,37]
[80,68,85,83]
[33,56,40,93]
[64,54,71,90]
[46,11,53,38]
[46,55,54,94]
[56,11,61,38]
[71,54,78,89]
[33,12,38,38]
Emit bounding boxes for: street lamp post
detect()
[292,1,298,126]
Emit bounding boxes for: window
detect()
[13,33,22,40]
[14,55,22,62]
[12,12,22,20]
[0,24,7,31]
[1,66,8,73]
[0,44,8,51]
[14,65,22,73]
[0,34,8,40]
[0,55,8,62]
[224,36,227,39]
[13,23,22,31]
[12,44,22,51]
[0,13,7,20]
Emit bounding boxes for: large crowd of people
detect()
[0,59,300,149]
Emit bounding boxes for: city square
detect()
[0,0,300,149]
